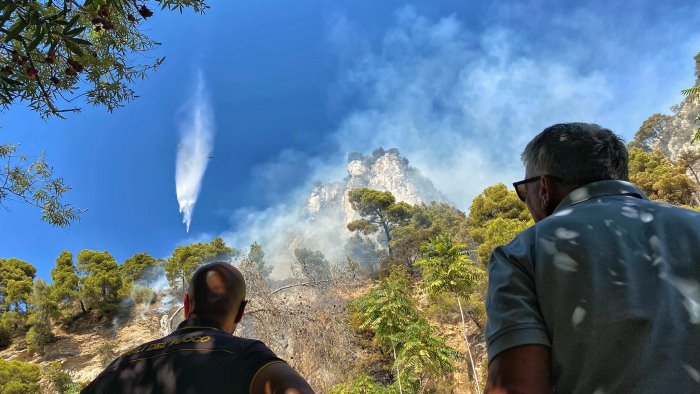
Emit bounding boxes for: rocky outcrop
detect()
[286,148,448,262]
[304,148,448,224]
[655,96,700,181]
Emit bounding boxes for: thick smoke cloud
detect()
[175,73,215,233]
[223,5,700,275]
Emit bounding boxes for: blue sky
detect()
[1,0,699,279]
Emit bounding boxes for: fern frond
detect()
[682,84,700,98]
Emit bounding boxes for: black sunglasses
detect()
[512,175,562,202]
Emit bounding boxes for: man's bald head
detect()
[187,262,247,326]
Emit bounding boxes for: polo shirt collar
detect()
[175,317,225,331]
[553,180,648,214]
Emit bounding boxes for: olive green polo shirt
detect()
[486,180,700,393]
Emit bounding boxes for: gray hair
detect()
[522,123,629,186]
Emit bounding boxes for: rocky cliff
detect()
[273,148,449,264]
[305,148,447,224]
[655,95,700,180]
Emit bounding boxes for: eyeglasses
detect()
[512,175,562,202]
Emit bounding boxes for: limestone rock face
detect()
[656,96,700,158]
[655,96,700,180]
[305,148,447,224]
[295,148,448,261]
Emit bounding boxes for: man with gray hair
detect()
[485,123,700,393]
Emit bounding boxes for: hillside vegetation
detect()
[3,67,700,393]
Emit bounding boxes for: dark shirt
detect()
[82,318,284,394]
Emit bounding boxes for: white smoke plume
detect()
[223,5,700,275]
[176,73,215,232]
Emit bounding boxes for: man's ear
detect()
[234,300,247,324]
[183,293,191,318]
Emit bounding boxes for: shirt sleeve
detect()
[239,340,286,390]
[486,237,551,363]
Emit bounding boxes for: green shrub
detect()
[0,320,12,349]
[45,362,72,393]
[0,359,41,394]
[331,374,387,394]
[25,322,52,355]
[97,343,116,367]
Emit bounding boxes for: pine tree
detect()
[77,250,124,314]
[26,279,59,355]
[50,250,82,314]
[248,242,272,279]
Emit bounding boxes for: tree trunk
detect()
[376,210,394,259]
[458,296,481,392]
[687,163,700,187]
[393,342,403,394]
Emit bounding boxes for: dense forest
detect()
[1,118,698,392]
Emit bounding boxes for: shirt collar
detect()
[175,317,225,332]
[553,180,648,214]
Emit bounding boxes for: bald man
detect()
[83,262,314,394]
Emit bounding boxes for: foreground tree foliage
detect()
[0,359,41,394]
[0,0,208,116]
[0,144,82,226]
[415,234,485,390]
[349,266,459,393]
[0,0,208,226]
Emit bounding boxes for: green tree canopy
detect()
[25,279,58,355]
[389,202,467,268]
[467,184,532,266]
[467,183,530,227]
[628,113,671,151]
[121,252,157,283]
[0,257,36,313]
[293,248,331,283]
[164,236,237,293]
[629,148,697,206]
[0,359,40,394]
[248,242,272,279]
[471,217,532,266]
[77,250,123,314]
[347,188,415,258]
[50,250,81,313]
